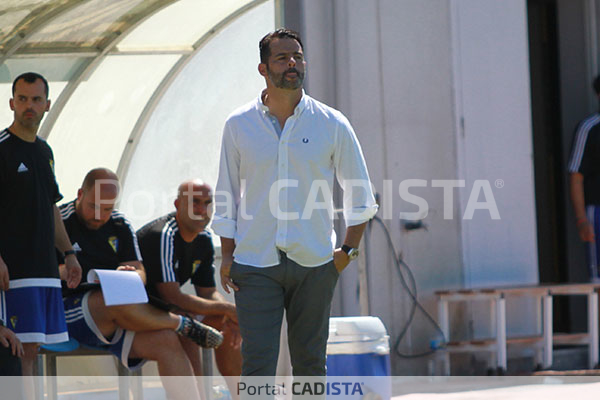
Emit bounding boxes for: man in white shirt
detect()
[213,29,377,377]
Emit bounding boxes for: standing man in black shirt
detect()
[60,168,222,400]
[569,75,600,281]
[137,180,241,398]
[0,72,81,379]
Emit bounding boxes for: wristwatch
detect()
[341,245,360,261]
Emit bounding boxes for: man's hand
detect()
[220,255,239,294]
[222,316,242,349]
[0,257,9,291]
[333,248,350,274]
[0,326,24,357]
[577,218,595,242]
[64,254,82,289]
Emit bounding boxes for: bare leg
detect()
[180,335,206,400]
[87,290,180,337]
[130,329,201,400]
[203,316,241,400]
[21,343,38,400]
[21,342,38,376]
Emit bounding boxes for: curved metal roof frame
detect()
[0,0,88,65]
[34,0,179,139]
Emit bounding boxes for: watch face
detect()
[348,248,360,260]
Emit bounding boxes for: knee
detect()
[87,290,109,316]
[202,315,224,330]
[137,330,185,361]
[155,329,183,351]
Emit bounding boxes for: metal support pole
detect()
[543,294,553,369]
[588,291,599,368]
[495,296,507,371]
[438,299,450,374]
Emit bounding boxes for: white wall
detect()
[452,0,538,287]
[295,0,539,374]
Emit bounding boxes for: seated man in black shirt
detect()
[137,180,241,398]
[60,168,222,400]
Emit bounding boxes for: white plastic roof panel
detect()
[48,54,180,201]
[0,0,57,51]
[1,56,89,82]
[24,0,146,49]
[1,0,178,58]
[117,0,255,52]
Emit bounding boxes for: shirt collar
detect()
[258,89,308,117]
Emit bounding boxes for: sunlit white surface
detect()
[120,0,274,229]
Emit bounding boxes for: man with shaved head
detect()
[137,180,241,397]
[59,169,222,400]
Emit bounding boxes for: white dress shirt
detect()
[212,91,378,267]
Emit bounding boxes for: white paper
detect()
[86,269,148,306]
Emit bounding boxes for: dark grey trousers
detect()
[230,252,339,377]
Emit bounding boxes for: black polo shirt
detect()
[0,129,62,280]
[568,113,600,205]
[59,200,142,284]
[136,213,216,298]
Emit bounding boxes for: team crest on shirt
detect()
[192,260,201,274]
[10,316,17,329]
[108,236,118,253]
[49,159,54,172]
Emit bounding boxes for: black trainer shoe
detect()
[179,316,223,348]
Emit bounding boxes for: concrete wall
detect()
[288,0,539,374]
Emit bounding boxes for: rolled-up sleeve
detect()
[212,121,241,239]
[333,116,378,226]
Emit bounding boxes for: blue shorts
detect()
[63,291,144,370]
[3,278,68,344]
[586,205,600,281]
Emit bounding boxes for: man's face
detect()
[10,79,49,129]
[264,38,306,90]
[76,184,118,230]
[176,183,213,233]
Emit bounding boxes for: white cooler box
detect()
[326,316,391,400]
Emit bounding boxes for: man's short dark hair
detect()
[259,28,304,64]
[12,72,49,99]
